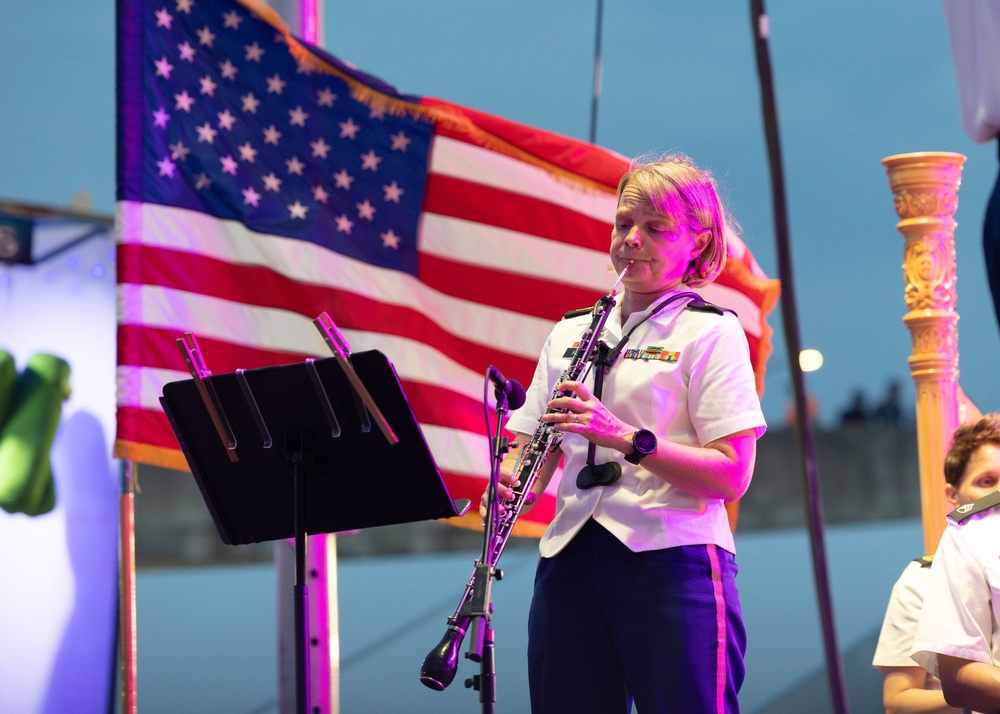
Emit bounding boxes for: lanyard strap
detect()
[582,292,697,470]
[603,291,700,369]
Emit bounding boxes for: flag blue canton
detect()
[132,1,432,275]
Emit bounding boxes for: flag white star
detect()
[176,0,193,13]
[238,142,257,163]
[382,181,404,203]
[155,8,173,28]
[356,200,376,220]
[285,156,305,175]
[245,41,265,62]
[154,57,174,79]
[152,107,170,128]
[312,185,329,204]
[369,106,387,120]
[197,26,216,47]
[220,59,238,80]
[262,173,283,192]
[338,118,360,139]
[178,42,195,62]
[380,230,401,249]
[174,90,195,112]
[241,92,261,114]
[333,169,354,190]
[223,10,243,29]
[389,131,411,152]
[266,74,287,95]
[335,214,354,234]
[196,122,218,144]
[199,75,217,97]
[242,186,262,207]
[220,155,238,175]
[317,87,337,107]
[169,140,190,160]
[157,156,176,177]
[195,173,212,189]
[310,137,331,159]
[360,150,382,171]
[217,109,236,131]
[288,201,308,219]
[288,106,309,127]
[263,124,282,145]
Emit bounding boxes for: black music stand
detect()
[159,350,469,714]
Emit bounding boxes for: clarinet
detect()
[419,264,630,691]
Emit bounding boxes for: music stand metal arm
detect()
[314,313,398,445]
[177,332,238,462]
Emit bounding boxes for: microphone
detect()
[487,366,526,410]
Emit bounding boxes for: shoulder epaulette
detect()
[685,296,737,318]
[562,306,593,320]
[948,489,1000,523]
[914,555,933,568]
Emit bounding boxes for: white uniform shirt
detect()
[943,0,1000,142]
[505,291,766,558]
[912,507,1000,704]
[872,559,944,690]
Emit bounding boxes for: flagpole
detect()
[589,0,604,144]
[264,4,337,713]
[118,459,138,714]
[748,2,850,712]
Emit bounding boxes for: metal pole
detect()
[118,459,138,714]
[588,0,604,145]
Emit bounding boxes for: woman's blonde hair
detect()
[616,154,734,287]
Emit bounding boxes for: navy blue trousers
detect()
[527,519,746,714]
[985,140,1000,339]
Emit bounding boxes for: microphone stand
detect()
[464,385,515,713]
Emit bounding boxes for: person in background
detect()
[872,380,904,427]
[943,1,1000,339]
[839,389,869,426]
[482,154,765,713]
[873,405,992,713]
[908,413,1000,712]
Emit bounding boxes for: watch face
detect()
[633,429,656,454]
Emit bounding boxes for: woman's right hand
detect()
[478,464,522,521]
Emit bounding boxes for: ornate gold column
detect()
[882,151,966,556]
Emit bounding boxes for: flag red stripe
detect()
[114,404,557,528]
[424,173,611,251]
[440,471,557,526]
[117,244,538,378]
[422,97,628,189]
[118,325,504,435]
[117,324,313,373]
[118,406,183,452]
[417,252,604,323]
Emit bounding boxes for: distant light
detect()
[799,349,824,372]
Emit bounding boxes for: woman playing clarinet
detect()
[482,154,766,714]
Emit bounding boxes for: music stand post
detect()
[461,384,519,712]
[160,345,469,714]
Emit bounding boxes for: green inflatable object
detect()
[0,351,15,428]
[0,353,71,516]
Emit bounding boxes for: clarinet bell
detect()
[419,624,466,691]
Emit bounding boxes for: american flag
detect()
[116,0,779,535]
